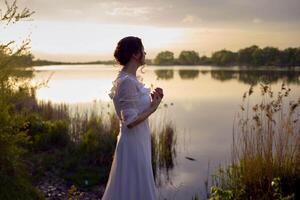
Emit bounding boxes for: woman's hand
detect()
[150,87,164,112]
[127,88,163,129]
[155,87,164,98]
[151,87,164,99]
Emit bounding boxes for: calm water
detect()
[32,65,300,199]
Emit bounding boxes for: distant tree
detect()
[150,46,300,67]
[237,45,260,66]
[153,51,175,65]
[145,58,152,65]
[252,48,265,66]
[178,50,200,65]
[261,47,280,66]
[199,55,211,65]
[279,48,298,67]
[296,48,300,66]
[211,49,236,66]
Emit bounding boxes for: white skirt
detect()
[101,122,158,200]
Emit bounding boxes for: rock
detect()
[34,170,106,200]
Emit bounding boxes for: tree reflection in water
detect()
[153,68,300,84]
[151,121,177,186]
[154,69,174,80]
[178,69,200,80]
[210,69,300,85]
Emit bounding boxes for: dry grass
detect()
[35,100,69,120]
[212,83,300,199]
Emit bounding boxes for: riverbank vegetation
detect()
[208,83,299,199]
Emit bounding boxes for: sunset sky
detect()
[1,0,300,62]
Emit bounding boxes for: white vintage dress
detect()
[101,70,158,200]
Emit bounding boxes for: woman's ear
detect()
[132,52,141,60]
[132,52,143,64]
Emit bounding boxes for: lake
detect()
[32,65,300,199]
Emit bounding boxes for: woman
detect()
[101,36,163,200]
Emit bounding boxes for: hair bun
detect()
[114,36,143,66]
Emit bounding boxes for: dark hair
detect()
[114,36,143,66]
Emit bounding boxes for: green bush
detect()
[60,118,118,189]
[33,120,70,151]
[25,114,70,151]
[0,173,44,200]
[0,97,44,200]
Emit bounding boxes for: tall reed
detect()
[211,83,299,199]
[151,114,177,186]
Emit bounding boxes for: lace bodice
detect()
[108,71,151,128]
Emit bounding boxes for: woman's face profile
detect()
[134,45,146,66]
[139,46,146,66]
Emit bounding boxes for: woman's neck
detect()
[121,63,137,77]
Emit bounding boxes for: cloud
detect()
[252,18,263,24]
[106,7,150,17]
[12,0,299,29]
[61,8,83,15]
[181,15,202,24]
[104,5,163,22]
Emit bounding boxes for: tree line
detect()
[153,45,300,67]
[3,45,300,68]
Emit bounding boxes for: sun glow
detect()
[0,20,186,61]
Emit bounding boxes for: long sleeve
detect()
[117,78,139,127]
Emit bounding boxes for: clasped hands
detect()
[150,87,164,111]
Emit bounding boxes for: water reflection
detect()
[154,69,174,80]
[210,69,300,85]
[153,68,300,84]
[151,123,177,186]
[178,70,200,80]
[210,70,238,81]
[236,70,300,85]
